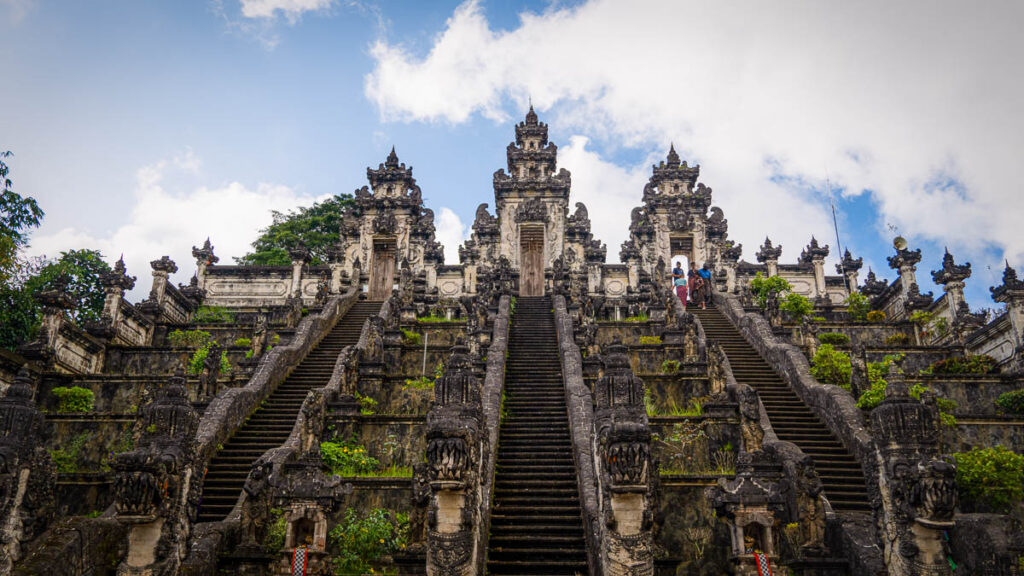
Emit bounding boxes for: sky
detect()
[2,0,1022,310]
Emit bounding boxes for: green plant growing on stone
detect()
[653,420,709,474]
[329,508,409,576]
[638,335,662,345]
[264,508,287,552]
[996,389,1024,415]
[711,446,736,475]
[50,433,89,474]
[623,313,649,322]
[809,344,852,390]
[167,329,212,348]
[416,313,460,324]
[403,376,434,390]
[193,305,234,323]
[856,354,904,409]
[816,332,850,346]
[926,354,998,375]
[865,310,886,322]
[187,343,232,376]
[233,337,251,348]
[354,392,377,415]
[954,446,1024,513]
[661,359,681,374]
[885,333,910,347]
[321,439,379,475]
[51,386,95,413]
[779,292,813,323]
[907,383,958,427]
[845,291,872,322]
[749,272,792,310]
[401,328,422,346]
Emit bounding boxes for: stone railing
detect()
[552,295,603,576]
[202,265,333,307]
[473,294,511,575]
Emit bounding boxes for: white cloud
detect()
[28,154,325,301]
[435,207,468,265]
[366,0,1024,271]
[239,0,334,21]
[0,0,33,24]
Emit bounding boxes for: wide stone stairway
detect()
[195,301,382,522]
[487,296,589,575]
[693,306,872,513]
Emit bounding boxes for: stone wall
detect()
[12,517,127,576]
[328,415,427,470]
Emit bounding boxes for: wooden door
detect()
[369,241,396,300]
[520,227,544,297]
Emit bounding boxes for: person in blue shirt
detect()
[672,261,687,310]
[697,263,713,308]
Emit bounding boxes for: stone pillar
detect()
[887,244,922,302]
[991,263,1024,366]
[756,237,782,278]
[289,245,311,298]
[425,345,483,576]
[148,256,178,304]
[870,368,956,576]
[932,249,972,317]
[722,243,742,294]
[593,341,655,576]
[328,244,345,293]
[191,238,218,290]
[800,237,830,299]
[837,249,863,295]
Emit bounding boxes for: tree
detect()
[235,194,353,266]
[0,152,44,282]
[0,250,111,351]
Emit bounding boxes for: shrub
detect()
[167,329,212,348]
[927,355,998,375]
[954,446,1024,513]
[865,310,886,322]
[264,508,286,552]
[50,433,89,473]
[401,328,422,346]
[403,376,434,390]
[749,272,792,310]
[354,392,377,415]
[780,292,814,323]
[417,313,460,324]
[810,344,852,390]
[817,332,850,346]
[885,333,910,347]
[193,305,234,323]
[187,343,232,376]
[856,354,903,409]
[329,508,409,576]
[845,292,872,322]
[909,310,935,326]
[623,313,649,322]
[51,386,95,413]
[996,389,1024,415]
[638,336,662,345]
[661,359,681,374]
[321,439,379,475]
[233,337,251,348]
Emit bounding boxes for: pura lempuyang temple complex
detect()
[5,108,1024,575]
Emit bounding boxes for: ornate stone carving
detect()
[515,197,549,223]
[755,237,782,263]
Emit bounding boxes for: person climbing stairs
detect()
[692,306,872,513]
[195,301,382,522]
[487,296,590,575]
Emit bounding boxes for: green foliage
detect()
[50,433,89,474]
[329,508,409,576]
[0,152,45,283]
[623,313,649,322]
[661,359,681,374]
[954,446,1024,513]
[236,194,353,266]
[233,337,251,348]
[885,333,910,347]
[907,383,958,427]
[403,376,434,390]
[927,355,998,375]
[416,313,461,324]
[51,386,95,413]
[354,392,377,415]
[856,354,903,409]
[810,344,852,390]
[866,310,886,322]
[779,292,813,323]
[187,343,232,376]
[749,272,792,310]
[909,310,935,326]
[996,389,1024,415]
[845,291,872,322]
[264,508,286,552]
[193,305,234,323]
[638,335,662,345]
[401,328,422,346]
[167,329,212,348]
[0,279,40,351]
[321,439,379,476]
[816,332,850,346]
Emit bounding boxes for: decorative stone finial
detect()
[524,105,538,126]
[799,236,830,264]
[836,249,863,274]
[150,256,178,274]
[192,238,219,266]
[931,248,971,285]
[101,256,136,292]
[991,261,1024,302]
[666,143,681,167]
[385,146,400,169]
[756,237,783,263]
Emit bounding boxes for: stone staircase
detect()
[195,301,382,522]
[487,296,589,575]
[692,306,872,513]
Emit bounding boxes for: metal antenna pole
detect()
[828,176,845,276]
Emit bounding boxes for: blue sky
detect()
[2,0,1022,310]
